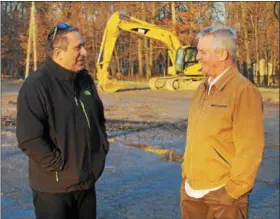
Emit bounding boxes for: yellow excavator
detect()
[96,12,204,92]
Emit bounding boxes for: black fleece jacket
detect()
[16,58,109,193]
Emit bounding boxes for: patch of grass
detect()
[258,87,279,93]
[258,87,279,103]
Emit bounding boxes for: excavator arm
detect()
[96,11,185,92]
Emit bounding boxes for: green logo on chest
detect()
[84,90,91,96]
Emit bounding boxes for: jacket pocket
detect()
[212,146,231,166]
[91,149,106,182]
[211,104,228,108]
[53,157,82,187]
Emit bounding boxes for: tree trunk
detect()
[129,33,133,77]
[138,38,143,77]
[273,49,279,85]
[250,13,259,78]
[141,3,151,79]
[110,56,116,77]
[241,2,251,78]
[264,43,269,86]
[32,2,37,71]
[12,63,18,77]
[171,2,176,33]
[114,49,121,75]
[25,3,33,78]
[269,43,274,85]
[149,2,156,78]
[145,39,151,79]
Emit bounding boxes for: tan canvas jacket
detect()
[181,65,264,199]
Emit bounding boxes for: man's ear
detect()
[219,48,229,61]
[53,48,62,60]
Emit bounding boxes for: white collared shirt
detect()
[185,66,232,199]
[207,66,232,95]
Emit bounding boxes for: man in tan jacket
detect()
[180,25,264,219]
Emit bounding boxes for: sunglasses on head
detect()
[51,22,74,42]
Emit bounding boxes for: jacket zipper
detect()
[55,171,59,182]
[189,92,207,181]
[55,86,93,182]
[190,110,202,180]
[74,96,92,174]
[74,96,91,129]
[79,100,91,129]
[55,135,60,182]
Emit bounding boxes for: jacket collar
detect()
[201,64,239,92]
[214,65,239,91]
[46,58,80,83]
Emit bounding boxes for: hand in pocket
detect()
[218,187,237,205]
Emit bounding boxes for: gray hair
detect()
[196,25,237,61]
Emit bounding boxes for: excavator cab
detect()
[183,47,202,77]
[175,47,197,72]
[184,47,197,64]
[175,48,185,73]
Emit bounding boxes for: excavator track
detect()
[149,76,204,91]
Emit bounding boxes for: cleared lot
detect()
[1,80,279,219]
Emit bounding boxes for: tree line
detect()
[1,2,279,86]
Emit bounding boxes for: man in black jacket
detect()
[16,22,109,219]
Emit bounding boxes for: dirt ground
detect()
[1,79,279,219]
[1,79,279,122]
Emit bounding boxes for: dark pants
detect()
[180,181,249,219]
[32,187,96,219]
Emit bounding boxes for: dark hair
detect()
[46,24,79,57]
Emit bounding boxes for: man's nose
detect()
[81,46,87,57]
[196,52,201,61]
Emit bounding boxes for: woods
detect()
[1,1,279,86]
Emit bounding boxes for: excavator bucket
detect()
[98,79,123,93]
[96,69,124,92]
